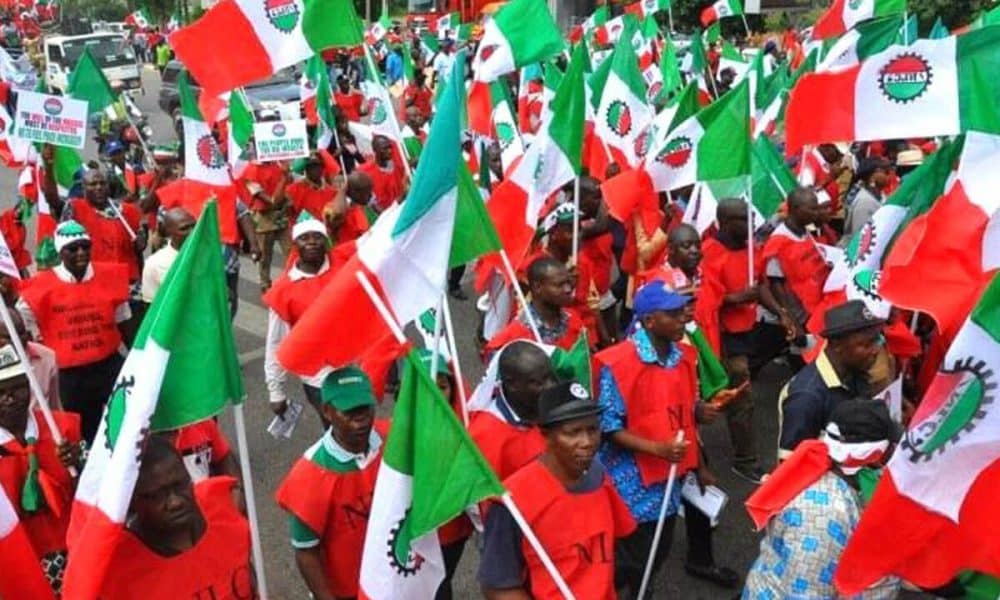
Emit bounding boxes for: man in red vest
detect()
[479,381,636,599]
[276,367,388,600]
[284,153,337,224]
[97,435,254,600]
[761,187,831,344]
[17,221,130,443]
[485,257,590,359]
[0,343,81,595]
[357,135,407,212]
[264,214,335,424]
[596,282,739,596]
[61,167,145,292]
[326,171,373,245]
[468,341,556,480]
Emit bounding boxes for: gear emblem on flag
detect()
[478,45,498,62]
[368,98,388,125]
[879,53,933,104]
[848,269,891,318]
[901,357,996,462]
[196,135,225,169]
[633,127,653,159]
[647,81,663,103]
[387,509,427,576]
[846,220,877,268]
[656,136,693,168]
[264,0,300,34]
[605,100,633,137]
[496,122,515,150]
[848,0,864,9]
[103,375,148,458]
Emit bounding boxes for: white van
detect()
[44,33,141,95]
[91,22,128,34]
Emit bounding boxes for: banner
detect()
[253,119,309,162]
[14,91,88,149]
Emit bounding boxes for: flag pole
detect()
[571,176,581,266]
[502,492,577,600]
[740,14,751,38]
[429,295,445,378]
[328,117,349,176]
[638,431,684,600]
[746,196,755,288]
[441,297,470,426]
[0,300,73,475]
[106,199,138,241]
[667,3,675,34]
[232,403,269,599]
[356,271,408,344]
[498,249,543,342]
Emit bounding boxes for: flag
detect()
[550,332,592,394]
[367,11,391,44]
[166,9,183,32]
[817,14,903,71]
[472,0,564,82]
[361,45,405,143]
[483,44,586,269]
[705,21,721,44]
[125,8,151,29]
[0,485,55,600]
[659,35,683,99]
[489,80,524,171]
[301,54,335,148]
[227,88,254,177]
[645,78,751,192]
[718,40,751,80]
[434,11,459,37]
[64,202,243,598]
[811,0,905,40]
[66,47,117,115]
[834,270,1000,594]
[895,12,918,45]
[169,0,364,96]
[878,131,1000,338]
[278,52,493,375]
[700,0,742,27]
[625,0,669,19]
[785,28,1000,155]
[750,134,794,220]
[595,34,653,167]
[358,351,505,599]
[929,17,950,40]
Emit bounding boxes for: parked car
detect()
[157,60,302,136]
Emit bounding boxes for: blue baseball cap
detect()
[633,280,692,318]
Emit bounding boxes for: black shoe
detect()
[731,464,766,484]
[448,286,468,301]
[684,563,740,589]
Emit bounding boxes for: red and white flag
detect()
[0,486,55,600]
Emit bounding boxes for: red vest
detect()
[275,420,389,598]
[595,340,700,484]
[357,161,405,211]
[701,237,761,335]
[262,267,337,325]
[761,230,831,317]
[468,411,545,481]
[504,460,636,599]
[334,205,370,245]
[99,477,254,600]
[581,233,614,294]
[68,199,142,282]
[20,263,128,368]
[0,410,80,557]
[286,180,336,223]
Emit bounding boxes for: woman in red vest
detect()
[276,367,387,600]
[97,435,254,600]
[17,221,130,443]
[479,381,636,599]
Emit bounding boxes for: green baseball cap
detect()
[320,366,375,411]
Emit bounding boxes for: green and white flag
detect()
[227,89,254,177]
[358,351,504,598]
[659,34,684,100]
[178,71,231,187]
[360,45,405,144]
[818,15,903,72]
[750,134,795,220]
[63,201,243,597]
[718,40,751,81]
[595,34,653,167]
[67,48,118,116]
[472,0,564,82]
[368,11,392,43]
[489,80,524,170]
[435,11,460,37]
[127,8,151,29]
[645,78,751,191]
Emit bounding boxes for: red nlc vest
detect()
[262,267,337,325]
[68,198,142,282]
[274,420,389,598]
[468,411,546,481]
[596,340,700,485]
[761,230,831,318]
[504,460,636,600]
[20,263,129,368]
[701,236,762,335]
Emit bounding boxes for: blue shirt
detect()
[597,328,684,523]
[385,51,403,84]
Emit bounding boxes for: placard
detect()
[14,91,88,149]
[253,119,309,162]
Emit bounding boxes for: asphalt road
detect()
[0,66,930,600]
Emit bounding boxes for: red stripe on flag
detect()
[168,0,273,96]
[785,65,860,156]
[63,502,124,600]
[468,81,493,137]
[811,0,848,40]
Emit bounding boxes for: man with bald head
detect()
[326,171,373,245]
[357,135,406,211]
[142,207,195,304]
[401,105,428,162]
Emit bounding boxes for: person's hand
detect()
[57,441,80,471]
[249,246,262,263]
[709,381,750,411]
[652,438,690,462]
[696,401,722,424]
[695,464,716,494]
[779,311,799,342]
[132,233,147,254]
[270,400,288,418]
[738,286,760,303]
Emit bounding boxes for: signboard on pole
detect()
[253,119,309,162]
[14,91,88,149]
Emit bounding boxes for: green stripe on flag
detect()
[970,272,1000,341]
[142,201,244,431]
[751,135,795,219]
[548,44,587,176]
[551,332,592,395]
[177,71,202,120]
[229,89,254,148]
[883,135,964,248]
[957,27,1000,134]
[386,351,504,557]
[667,81,700,132]
[449,163,502,267]
[688,325,729,400]
[609,34,648,104]
[696,78,751,182]
[67,48,118,115]
[301,0,365,49]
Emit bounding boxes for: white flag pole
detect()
[440,297,470,426]
[637,431,685,600]
[232,403,268,599]
[746,178,755,287]
[429,295,445,378]
[356,271,408,344]
[107,199,138,241]
[498,249,543,343]
[571,177,581,266]
[501,493,577,600]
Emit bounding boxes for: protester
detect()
[96,434,254,599]
[241,160,291,291]
[843,156,891,240]
[0,309,60,411]
[334,74,366,122]
[478,381,636,599]
[285,153,337,223]
[141,207,195,304]
[357,135,407,211]
[17,221,130,442]
[276,367,388,600]
[402,69,433,120]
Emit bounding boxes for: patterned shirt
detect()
[519,303,569,346]
[597,328,684,524]
[743,472,900,600]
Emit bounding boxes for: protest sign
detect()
[14,91,88,149]
[253,119,309,162]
